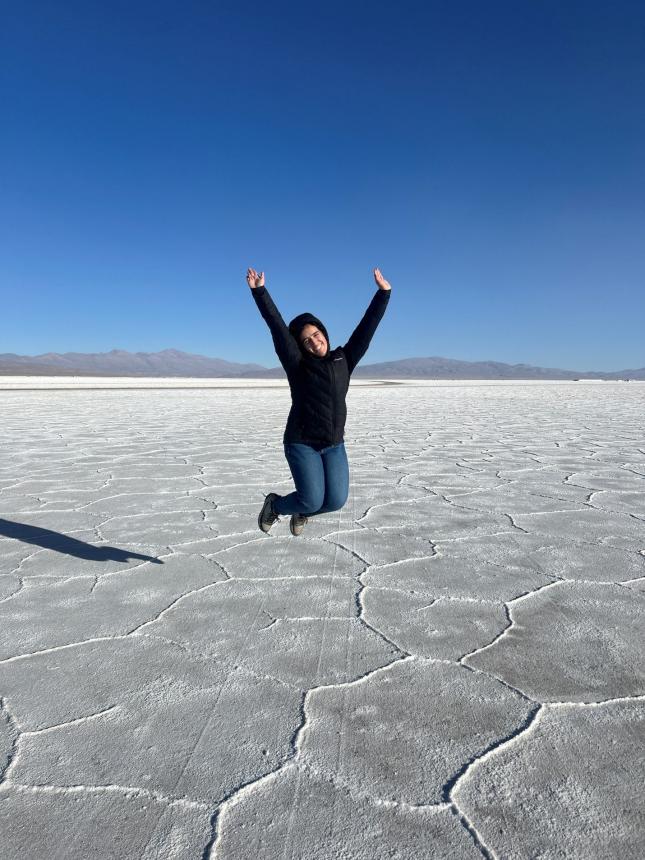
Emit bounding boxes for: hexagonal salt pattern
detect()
[297,659,534,806]
[215,763,482,859]
[0,636,302,806]
[465,581,645,702]
[453,699,645,859]
[361,588,509,660]
[0,554,227,659]
[0,380,644,858]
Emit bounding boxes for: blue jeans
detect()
[273,442,349,517]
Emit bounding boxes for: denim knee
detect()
[297,488,325,512]
[321,489,348,513]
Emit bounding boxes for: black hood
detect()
[288,312,330,356]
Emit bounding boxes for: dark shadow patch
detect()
[0,519,163,564]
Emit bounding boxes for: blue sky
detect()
[2,0,644,370]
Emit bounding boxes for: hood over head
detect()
[288,313,330,355]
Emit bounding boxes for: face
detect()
[299,323,328,357]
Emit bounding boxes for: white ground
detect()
[0,379,643,859]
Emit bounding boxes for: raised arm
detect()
[247,268,302,373]
[343,268,392,374]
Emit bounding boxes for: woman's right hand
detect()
[246,268,265,289]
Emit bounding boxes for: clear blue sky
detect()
[2,0,644,370]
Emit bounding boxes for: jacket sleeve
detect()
[343,289,391,375]
[251,286,302,373]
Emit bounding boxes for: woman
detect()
[247,267,391,535]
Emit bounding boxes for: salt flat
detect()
[0,379,643,859]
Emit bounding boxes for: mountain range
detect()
[0,349,643,380]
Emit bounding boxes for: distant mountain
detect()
[351,356,645,380]
[241,356,645,380]
[0,350,643,379]
[0,349,266,377]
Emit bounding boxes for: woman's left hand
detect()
[373,268,392,291]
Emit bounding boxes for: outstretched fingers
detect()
[246,267,265,288]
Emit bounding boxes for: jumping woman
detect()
[246,267,392,536]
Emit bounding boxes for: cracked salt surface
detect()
[0,380,644,858]
[453,698,645,858]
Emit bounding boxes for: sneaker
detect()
[290,513,308,536]
[258,493,280,533]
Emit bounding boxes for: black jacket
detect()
[252,286,390,445]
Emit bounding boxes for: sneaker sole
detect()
[259,495,276,533]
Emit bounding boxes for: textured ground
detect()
[0,380,644,859]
